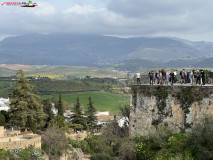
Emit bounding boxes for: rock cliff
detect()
[129,85,213,137]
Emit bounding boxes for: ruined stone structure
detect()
[0,126,41,150]
[0,126,4,137]
[129,85,213,137]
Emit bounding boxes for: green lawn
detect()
[41,91,130,114]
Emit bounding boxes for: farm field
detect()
[41,91,130,114]
[0,64,127,79]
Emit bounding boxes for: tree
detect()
[49,115,69,131]
[57,94,64,116]
[119,105,130,123]
[71,96,86,131]
[42,127,68,159]
[0,112,6,126]
[101,120,124,146]
[42,99,54,127]
[118,105,130,137]
[85,97,97,132]
[9,70,47,132]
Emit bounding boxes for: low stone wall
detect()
[0,134,41,150]
[0,126,5,137]
[129,85,213,137]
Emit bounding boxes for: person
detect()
[171,72,175,85]
[136,71,141,85]
[191,70,194,85]
[166,72,170,85]
[162,69,166,85]
[174,70,177,83]
[155,72,159,84]
[159,71,163,85]
[153,72,156,84]
[149,71,154,85]
[188,71,192,84]
[208,70,213,84]
[184,69,187,83]
[180,69,185,84]
[193,70,197,84]
[197,70,201,85]
[201,70,205,86]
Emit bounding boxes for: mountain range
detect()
[0,34,213,70]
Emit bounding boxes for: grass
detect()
[41,91,130,114]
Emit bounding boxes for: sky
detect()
[1,0,213,42]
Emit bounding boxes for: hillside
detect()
[1,34,213,66]
[112,57,213,71]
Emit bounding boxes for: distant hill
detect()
[113,57,213,72]
[113,59,163,72]
[194,57,213,68]
[1,34,213,66]
[0,67,17,76]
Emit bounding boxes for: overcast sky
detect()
[1,0,213,42]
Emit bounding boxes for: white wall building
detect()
[0,98,10,112]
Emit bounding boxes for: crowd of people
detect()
[136,69,213,86]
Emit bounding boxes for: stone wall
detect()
[0,126,4,137]
[129,85,213,137]
[0,134,41,150]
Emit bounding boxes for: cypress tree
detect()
[57,94,64,116]
[85,97,97,131]
[9,70,46,132]
[42,99,54,127]
[71,96,86,131]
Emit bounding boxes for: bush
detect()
[133,126,193,160]
[68,135,113,156]
[7,148,44,160]
[42,127,68,159]
[118,138,137,160]
[0,149,8,160]
[90,152,112,160]
[185,116,213,160]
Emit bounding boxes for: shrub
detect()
[68,135,113,156]
[42,127,68,159]
[90,152,112,160]
[185,116,213,160]
[0,149,8,160]
[118,138,137,160]
[7,148,44,160]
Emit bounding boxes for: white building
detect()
[0,98,10,112]
[117,117,129,128]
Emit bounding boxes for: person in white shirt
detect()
[136,72,141,84]
[174,70,177,83]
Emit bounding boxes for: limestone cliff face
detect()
[129,85,213,137]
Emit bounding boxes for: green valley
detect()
[42,91,130,114]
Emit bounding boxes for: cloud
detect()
[33,2,55,16]
[105,0,213,40]
[0,0,213,41]
[62,5,104,14]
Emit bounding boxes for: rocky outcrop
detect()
[129,85,213,137]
